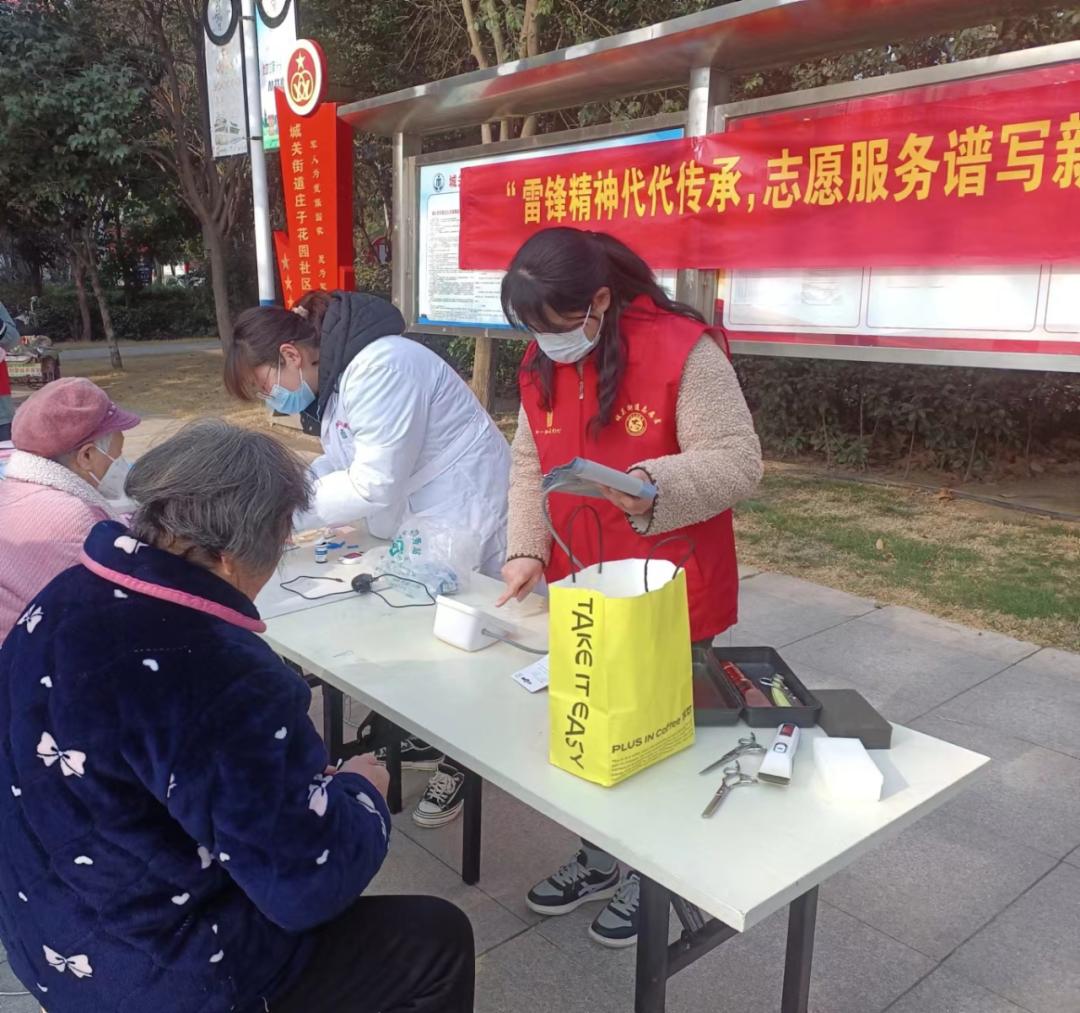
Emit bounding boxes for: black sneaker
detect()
[526,851,621,916]
[412,763,466,828]
[588,871,641,948]
[357,714,443,771]
[355,711,385,750]
[372,735,443,771]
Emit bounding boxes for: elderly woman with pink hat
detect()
[0,377,140,641]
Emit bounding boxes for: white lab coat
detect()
[298,336,510,577]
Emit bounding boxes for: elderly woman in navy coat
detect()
[0,419,474,1013]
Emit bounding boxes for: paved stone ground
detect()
[3,573,1077,1012]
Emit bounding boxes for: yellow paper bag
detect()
[548,557,695,787]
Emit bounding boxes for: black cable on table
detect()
[280,572,437,608]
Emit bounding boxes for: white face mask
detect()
[533,307,604,364]
[90,449,132,502]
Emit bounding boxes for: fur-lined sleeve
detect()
[630,336,762,536]
[505,404,552,564]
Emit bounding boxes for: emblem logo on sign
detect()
[285,39,327,117]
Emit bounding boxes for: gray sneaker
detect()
[588,871,641,948]
[526,851,621,916]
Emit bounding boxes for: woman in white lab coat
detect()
[225,289,510,828]
[226,290,510,577]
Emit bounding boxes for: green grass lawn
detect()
[735,471,1080,653]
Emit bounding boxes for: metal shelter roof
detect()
[339,0,1062,137]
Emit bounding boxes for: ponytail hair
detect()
[501,228,705,434]
[223,290,333,401]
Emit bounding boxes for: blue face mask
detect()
[264,359,316,414]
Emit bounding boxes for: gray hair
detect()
[125,419,312,573]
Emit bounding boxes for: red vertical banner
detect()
[273,90,355,307]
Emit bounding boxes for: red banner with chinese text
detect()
[273,90,355,308]
[459,63,1080,270]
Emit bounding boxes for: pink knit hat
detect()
[12,377,141,458]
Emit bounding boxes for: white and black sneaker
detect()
[412,763,466,828]
[526,851,621,916]
[589,871,641,948]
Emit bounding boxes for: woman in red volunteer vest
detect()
[498,227,762,949]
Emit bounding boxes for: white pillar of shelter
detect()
[240,0,277,306]
[391,132,421,316]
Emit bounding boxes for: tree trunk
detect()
[203,223,233,344]
[28,258,43,298]
[471,336,498,412]
[138,0,237,345]
[81,240,123,370]
[517,0,541,137]
[484,0,513,135]
[461,0,489,68]
[71,252,93,342]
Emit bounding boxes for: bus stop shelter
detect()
[337,0,1068,358]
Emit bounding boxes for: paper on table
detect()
[293,524,359,545]
[512,655,549,693]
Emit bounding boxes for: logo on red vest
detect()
[534,409,562,437]
[614,403,663,437]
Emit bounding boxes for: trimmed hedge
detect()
[733,357,1080,476]
[0,284,217,342]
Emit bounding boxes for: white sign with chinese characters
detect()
[255,0,297,152]
[205,28,246,158]
[416,129,682,331]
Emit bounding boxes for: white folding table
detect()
[259,569,988,1013]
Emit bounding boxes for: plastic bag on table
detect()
[365,518,481,600]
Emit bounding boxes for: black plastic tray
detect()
[707,646,821,728]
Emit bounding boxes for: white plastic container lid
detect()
[812,737,884,803]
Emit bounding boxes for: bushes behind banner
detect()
[406,333,1078,477]
[734,357,1080,477]
[416,334,529,401]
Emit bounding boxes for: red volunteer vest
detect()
[521,296,739,641]
[0,357,10,398]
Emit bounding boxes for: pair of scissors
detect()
[699,732,765,775]
[760,674,794,707]
[702,761,757,818]
[699,760,760,816]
